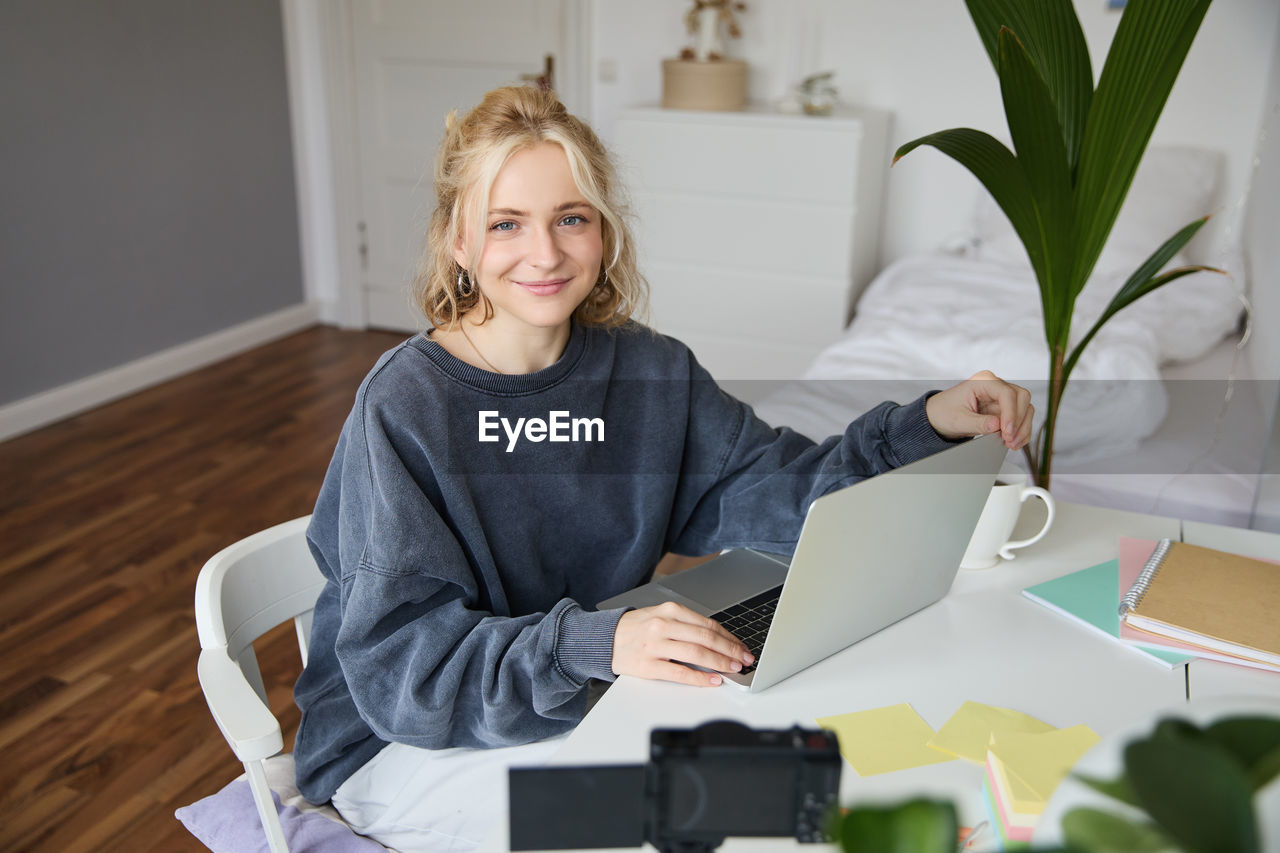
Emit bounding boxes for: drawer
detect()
[643,262,851,346]
[653,329,825,381]
[614,115,865,205]
[631,192,857,279]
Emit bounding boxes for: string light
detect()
[1149,104,1272,521]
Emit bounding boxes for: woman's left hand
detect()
[925,370,1034,450]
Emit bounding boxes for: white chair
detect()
[194,516,326,853]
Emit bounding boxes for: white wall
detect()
[1245,11,1280,531]
[591,0,1280,268]
[1244,12,1280,384]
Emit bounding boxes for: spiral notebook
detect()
[1119,539,1280,667]
[1116,538,1280,672]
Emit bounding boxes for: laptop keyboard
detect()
[708,584,783,674]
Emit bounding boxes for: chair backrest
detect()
[194,515,325,703]
[194,515,326,853]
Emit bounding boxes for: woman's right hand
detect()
[611,602,754,687]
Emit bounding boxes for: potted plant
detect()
[663,1,751,111]
[681,0,748,63]
[829,713,1280,852]
[893,0,1222,489]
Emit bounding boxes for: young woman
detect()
[293,85,1033,851]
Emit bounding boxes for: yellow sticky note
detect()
[817,703,955,776]
[987,749,1046,818]
[988,724,1101,800]
[927,700,1054,764]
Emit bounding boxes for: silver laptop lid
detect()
[747,432,1007,691]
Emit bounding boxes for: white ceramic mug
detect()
[960,468,1055,569]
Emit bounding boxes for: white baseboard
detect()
[0,303,321,442]
[315,296,362,328]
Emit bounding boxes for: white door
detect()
[350,0,575,331]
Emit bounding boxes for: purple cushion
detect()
[175,779,387,853]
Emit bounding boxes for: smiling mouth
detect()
[515,278,571,295]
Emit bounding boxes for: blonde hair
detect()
[414,86,647,329]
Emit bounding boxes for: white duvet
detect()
[753,254,1242,465]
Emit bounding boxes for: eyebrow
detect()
[488,201,592,217]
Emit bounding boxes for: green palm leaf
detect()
[1063,216,1218,380]
[1071,0,1212,290]
[893,128,1045,285]
[964,0,1092,175]
[997,26,1076,344]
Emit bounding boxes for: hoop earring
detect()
[456,267,474,297]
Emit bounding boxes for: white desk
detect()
[489,503,1280,851]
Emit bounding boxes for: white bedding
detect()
[749,145,1267,526]
[749,254,1257,525]
[1047,335,1270,527]
[759,248,1244,447]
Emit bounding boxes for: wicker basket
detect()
[661,58,747,111]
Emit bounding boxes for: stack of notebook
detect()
[1023,538,1280,673]
[981,725,1100,850]
[1118,538,1280,670]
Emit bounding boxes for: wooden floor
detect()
[0,326,406,852]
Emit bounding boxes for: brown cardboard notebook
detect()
[1119,539,1280,667]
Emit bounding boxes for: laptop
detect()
[598,432,1008,692]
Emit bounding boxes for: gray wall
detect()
[0,0,303,406]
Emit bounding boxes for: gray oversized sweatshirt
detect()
[293,322,953,803]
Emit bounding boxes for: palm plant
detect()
[894,0,1221,488]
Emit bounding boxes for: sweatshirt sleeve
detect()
[668,363,958,557]
[325,385,623,751]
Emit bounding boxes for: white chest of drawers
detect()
[612,104,891,381]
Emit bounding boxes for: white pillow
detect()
[971,145,1222,274]
[1072,256,1244,364]
[794,256,1170,462]
[971,146,1241,363]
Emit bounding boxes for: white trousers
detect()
[331,736,567,853]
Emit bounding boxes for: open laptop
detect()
[598,432,1008,692]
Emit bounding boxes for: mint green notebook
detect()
[1022,560,1191,668]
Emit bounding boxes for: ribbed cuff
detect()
[554,603,627,684]
[884,392,957,465]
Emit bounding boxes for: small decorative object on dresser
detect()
[663,0,749,111]
[798,71,838,116]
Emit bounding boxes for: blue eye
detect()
[560,214,588,226]
[489,221,517,232]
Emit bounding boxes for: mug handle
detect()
[997,487,1055,560]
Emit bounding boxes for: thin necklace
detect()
[457,321,503,374]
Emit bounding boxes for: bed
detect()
[747,146,1271,529]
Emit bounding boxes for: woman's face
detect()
[456,142,603,334]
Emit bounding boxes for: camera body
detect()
[647,721,842,850]
[509,720,842,852]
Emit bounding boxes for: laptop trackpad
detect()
[660,550,789,614]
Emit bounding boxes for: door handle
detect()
[520,54,555,92]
